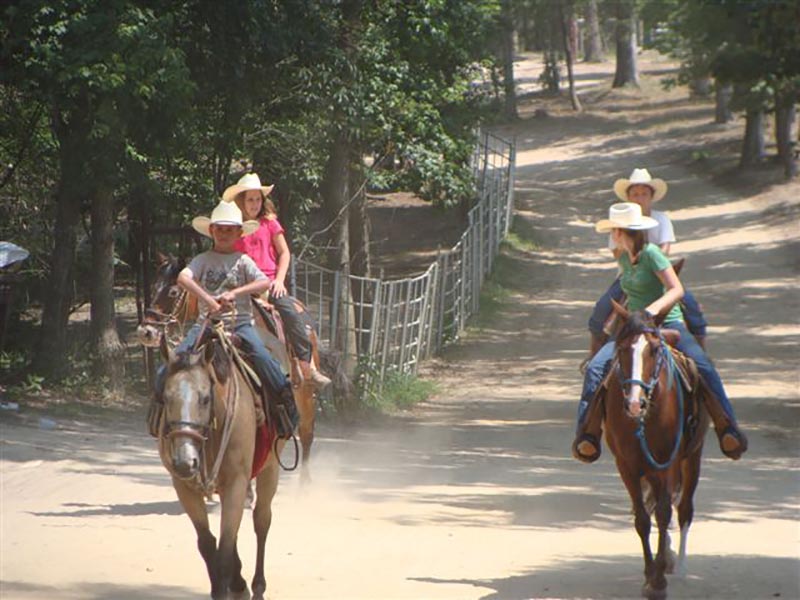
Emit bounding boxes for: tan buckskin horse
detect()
[138,253,320,480]
[590,302,710,599]
[157,326,284,599]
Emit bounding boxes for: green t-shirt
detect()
[618,243,683,324]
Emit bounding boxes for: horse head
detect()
[159,333,230,481]
[611,301,667,419]
[136,253,186,347]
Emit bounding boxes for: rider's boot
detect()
[700,385,747,460]
[300,360,331,392]
[572,390,604,463]
[274,385,300,439]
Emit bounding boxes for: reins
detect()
[617,327,685,471]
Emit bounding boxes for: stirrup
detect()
[572,433,601,463]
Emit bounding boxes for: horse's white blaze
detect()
[628,335,647,415]
[179,379,194,423]
[677,522,689,578]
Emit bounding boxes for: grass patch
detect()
[503,231,540,253]
[360,367,439,411]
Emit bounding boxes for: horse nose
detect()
[172,442,200,479]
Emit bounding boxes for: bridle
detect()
[615,325,684,471]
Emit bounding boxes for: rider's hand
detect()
[216,290,236,308]
[270,279,287,299]
[207,298,224,314]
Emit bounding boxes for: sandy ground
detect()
[2,54,800,600]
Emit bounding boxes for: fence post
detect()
[504,141,516,236]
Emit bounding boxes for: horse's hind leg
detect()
[676,449,703,578]
[295,382,316,483]
[251,456,281,600]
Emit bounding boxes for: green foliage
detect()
[358,359,439,411]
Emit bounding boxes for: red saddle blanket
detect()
[252,423,276,479]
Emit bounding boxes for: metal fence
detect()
[291,131,515,390]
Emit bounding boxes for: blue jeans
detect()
[270,294,312,362]
[588,278,707,338]
[157,322,290,399]
[577,320,737,428]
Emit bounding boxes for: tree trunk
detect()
[348,167,370,279]
[89,183,126,391]
[612,0,639,88]
[740,109,765,167]
[689,76,712,98]
[559,1,582,112]
[500,0,517,118]
[33,108,88,378]
[714,82,733,123]
[584,0,603,62]
[775,98,797,180]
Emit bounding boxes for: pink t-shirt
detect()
[234,217,285,279]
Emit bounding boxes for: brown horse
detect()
[596,302,710,599]
[138,252,320,480]
[156,326,284,599]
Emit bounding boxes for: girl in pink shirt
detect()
[224,173,331,391]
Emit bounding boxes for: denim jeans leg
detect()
[588,278,624,336]
[235,324,290,398]
[577,340,616,428]
[270,294,313,362]
[668,320,737,422]
[681,289,708,338]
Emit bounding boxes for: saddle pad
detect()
[251,422,277,479]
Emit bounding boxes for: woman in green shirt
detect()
[573,203,747,463]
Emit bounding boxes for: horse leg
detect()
[216,474,250,599]
[172,478,219,596]
[296,382,316,483]
[618,468,654,584]
[644,480,672,599]
[251,455,281,600]
[676,449,703,578]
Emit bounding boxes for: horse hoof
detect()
[665,549,678,574]
[642,582,667,599]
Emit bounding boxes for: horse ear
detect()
[203,341,229,385]
[159,332,173,364]
[611,299,630,321]
[156,251,169,266]
[177,255,186,270]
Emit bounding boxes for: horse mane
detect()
[167,341,231,385]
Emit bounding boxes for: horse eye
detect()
[168,287,180,298]
[200,393,211,406]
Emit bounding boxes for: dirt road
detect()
[2,55,799,600]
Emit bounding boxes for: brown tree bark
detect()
[89,183,126,391]
[559,1,582,112]
[740,109,765,167]
[612,0,639,88]
[500,0,517,118]
[33,105,89,378]
[775,97,797,180]
[584,0,603,62]
[714,82,733,123]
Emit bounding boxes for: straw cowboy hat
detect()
[613,168,668,202]
[596,202,659,233]
[222,173,275,203]
[191,200,259,238]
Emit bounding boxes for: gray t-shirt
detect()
[186,250,266,329]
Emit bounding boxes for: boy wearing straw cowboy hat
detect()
[586,168,708,358]
[223,172,331,391]
[573,202,747,463]
[156,200,299,436]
